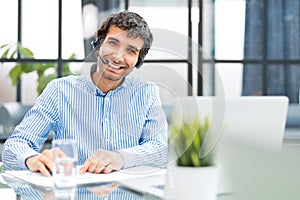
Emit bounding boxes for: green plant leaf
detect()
[21,63,38,73]
[17,45,34,58]
[37,74,57,95]
[63,62,71,75]
[68,53,76,59]
[37,63,55,75]
[193,132,201,149]
[0,43,10,49]
[9,49,17,59]
[9,64,22,86]
[170,117,213,167]
[2,43,77,96]
[1,48,10,58]
[191,151,201,166]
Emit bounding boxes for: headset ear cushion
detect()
[91,36,104,50]
[135,57,144,68]
[91,39,98,50]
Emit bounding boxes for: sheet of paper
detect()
[3,166,166,188]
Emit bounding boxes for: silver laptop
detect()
[120,96,289,197]
[178,96,289,151]
[176,96,289,193]
[119,175,166,198]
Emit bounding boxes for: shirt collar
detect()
[84,64,132,97]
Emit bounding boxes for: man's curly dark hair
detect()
[94,11,153,68]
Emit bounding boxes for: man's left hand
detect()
[79,149,124,174]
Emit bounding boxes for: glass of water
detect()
[52,139,78,195]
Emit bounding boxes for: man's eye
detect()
[108,41,118,46]
[127,49,137,54]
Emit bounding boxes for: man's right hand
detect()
[25,148,66,177]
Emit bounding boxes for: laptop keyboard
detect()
[152,184,164,190]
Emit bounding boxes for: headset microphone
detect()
[91,39,109,65]
[97,53,109,65]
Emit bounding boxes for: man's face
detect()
[97,26,144,82]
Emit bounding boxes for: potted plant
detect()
[170,117,215,167]
[0,43,76,95]
[167,106,220,200]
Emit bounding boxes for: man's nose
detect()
[113,48,126,62]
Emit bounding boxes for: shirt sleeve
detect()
[1,80,59,170]
[116,84,168,169]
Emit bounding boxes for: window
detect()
[1,0,299,105]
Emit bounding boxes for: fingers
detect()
[37,161,52,177]
[26,148,66,177]
[102,165,114,174]
[94,161,107,173]
[40,150,54,173]
[26,153,53,177]
[80,163,113,174]
[80,158,108,174]
[79,150,124,174]
[86,159,99,173]
[80,159,93,174]
[29,149,124,176]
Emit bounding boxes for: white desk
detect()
[0,172,232,200]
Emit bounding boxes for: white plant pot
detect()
[171,165,219,200]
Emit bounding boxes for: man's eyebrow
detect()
[128,45,139,52]
[107,37,119,42]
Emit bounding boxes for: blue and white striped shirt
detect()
[2,72,168,170]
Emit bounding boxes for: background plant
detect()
[170,117,215,167]
[0,43,76,95]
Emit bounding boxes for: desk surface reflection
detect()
[2,174,157,200]
[1,172,232,200]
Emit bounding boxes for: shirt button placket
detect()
[103,96,110,149]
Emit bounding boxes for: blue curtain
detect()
[243,0,300,103]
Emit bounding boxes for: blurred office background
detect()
[1,0,300,102]
[0,0,300,143]
[1,2,300,197]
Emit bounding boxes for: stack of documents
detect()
[3,166,166,188]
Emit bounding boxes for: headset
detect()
[91,38,108,65]
[90,37,102,50]
[90,36,144,69]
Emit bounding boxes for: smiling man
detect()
[2,11,168,176]
[92,25,145,92]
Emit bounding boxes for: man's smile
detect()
[109,63,124,70]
